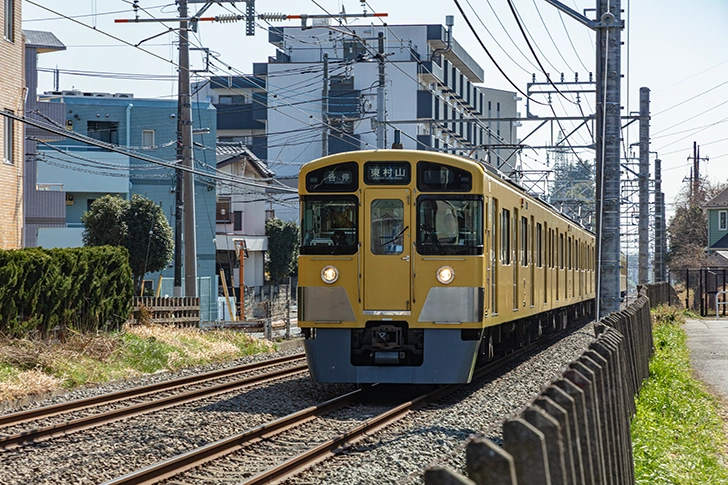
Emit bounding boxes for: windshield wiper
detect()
[379,226,409,247]
[419,223,445,255]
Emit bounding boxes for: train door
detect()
[513,209,518,311]
[530,216,535,307]
[491,198,498,315]
[363,188,412,311]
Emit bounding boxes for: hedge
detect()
[0,246,134,337]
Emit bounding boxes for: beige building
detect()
[0,0,24,249]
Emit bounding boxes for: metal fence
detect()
[673,268,728,317]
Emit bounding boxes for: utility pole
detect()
[654,158,665,282]
[687,141,709,204]
[322,52,329,157]
[544,0,623,317]
[376,31,386,149]
[595,0,623,317]
[638,87,650,284]
[179,0,198,297]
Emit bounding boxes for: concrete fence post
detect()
[424,466,476,485]
[522,405,568,485]
[466,437,517,485]
[503,417,552,484]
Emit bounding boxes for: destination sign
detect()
[364,161,411,185]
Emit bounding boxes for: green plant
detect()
[632,307,728,483]
[265,218,300,285]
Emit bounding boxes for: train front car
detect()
[298,150,486,384]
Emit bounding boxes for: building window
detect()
[87,121,119,144]
[720,211,728,231]
[3,111,13,164]
[216,199,232,223]
[142,130,155,148]
[4,0,14,42]
[234,211,242,231]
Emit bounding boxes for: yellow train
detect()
[297,149,596,384]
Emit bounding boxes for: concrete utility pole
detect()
[545,0,624,318]
[322,52,329,157]
[179,0,198,297]
[654,158,666,282]
[594,0,622,317]
[376,31,386,149]
[638,87,650,284]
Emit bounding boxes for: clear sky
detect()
[21,0,728,232]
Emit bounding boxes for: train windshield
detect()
[416,195,484,255]
[300,196,358,255]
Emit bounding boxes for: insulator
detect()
[215,14,244,23]
[259,12,288,21]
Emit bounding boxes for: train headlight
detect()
[321,265,339,284]
[436,266,455,284]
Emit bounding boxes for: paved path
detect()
[685,318,728,400]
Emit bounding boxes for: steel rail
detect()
[102,388,366,485]
[0,353,305,428]
[101,317,593,484]
[0,363,308,450]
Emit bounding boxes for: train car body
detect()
[297,150,595,384]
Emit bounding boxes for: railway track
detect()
[0,354,307,450]
[100,323,583,485]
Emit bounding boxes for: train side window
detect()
[501,208,510,265]
[520,216,528,266]
[559,233,564,269]
[568,236,572,270]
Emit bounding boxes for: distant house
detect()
[24,87,220,319]
[23,30,67,248]
[215,142,273,289]
[704,187,728,266]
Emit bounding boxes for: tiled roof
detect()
[216,142,274,178]
[23,30,66,53]
[705,187,728,208]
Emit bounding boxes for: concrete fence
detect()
[425,282,672,485]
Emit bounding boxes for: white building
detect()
[197,21,520,221]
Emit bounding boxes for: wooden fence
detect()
[126,297,200,327]
[425,282,672,485]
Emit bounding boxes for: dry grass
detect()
[0,324,276,404]
[0,370,64,402]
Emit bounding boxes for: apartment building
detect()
[0,0,24,249]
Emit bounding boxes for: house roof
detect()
[216,142,274,179]
[711,232,728,250]
[23,30,66,53]
[704,187,728,209]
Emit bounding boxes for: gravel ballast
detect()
[0,324,596,484]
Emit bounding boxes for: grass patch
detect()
[0,324,278,403]
[632,305,728,484]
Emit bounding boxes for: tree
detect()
[549,151,595,228]
[265,218,299,285]
[81,194,174,294]
[666,180,726,272]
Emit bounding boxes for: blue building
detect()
[26,90,219,318]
